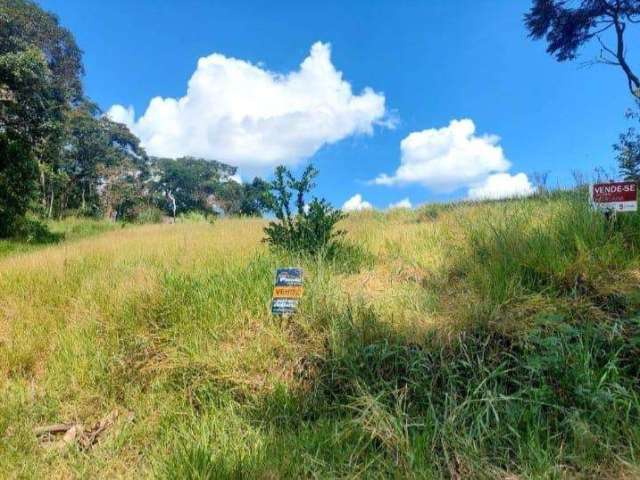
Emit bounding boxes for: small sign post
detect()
[591,181,637,213]
[271,268,304,315]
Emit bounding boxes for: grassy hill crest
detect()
[2,191,640,478]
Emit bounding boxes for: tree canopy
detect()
[0,0,84,235]
[150,157,270,218]
[525,0,640,97]
[0,0,83,103]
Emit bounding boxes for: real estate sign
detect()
[591,181,637,213]
[271,268,304,315]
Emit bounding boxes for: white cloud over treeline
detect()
[108,42,389,171]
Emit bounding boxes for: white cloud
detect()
[107,42,389,171]
[107,104,135,126]
[388,198,412,209]
[467,172,534,200]
[373,119,510,192]
[342,194,373,212]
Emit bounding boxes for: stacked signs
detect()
[271,268,304,315]
[591,181,637,213]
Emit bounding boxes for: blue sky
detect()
[40,0,636,209]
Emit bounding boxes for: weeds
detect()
[135,206,164,224]
[309,303,640,477]
[456,192,640,323]
[2,194,640,478]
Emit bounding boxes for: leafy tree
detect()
[525,0,640,97]
[239,177,272,216]
[0,1,82,144]
[97,160,147,221]
[213,177,271,216]
[263,165,345,255]
[0,48,56,142]
[61,103,147,215]
[0,47,52,232]
[0,0,83,235]
[0,133,38,236]
[150,156,238,217]
[0,0,83,103]
[39,161,69,218]
[614,101,640,181]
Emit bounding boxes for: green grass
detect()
[0,216,120,258]
[456,192,640,324]
[1,193,640,478]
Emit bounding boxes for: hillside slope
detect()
[1,194,640,478]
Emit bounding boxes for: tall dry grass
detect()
[1,193,640,478]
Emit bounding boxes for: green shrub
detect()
[10,216,61,244]
[263,165,345,256]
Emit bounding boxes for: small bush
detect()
[10,216,61,244]
[263,165,345,256]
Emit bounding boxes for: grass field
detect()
[2,192,640,478]
[0,217,121,259]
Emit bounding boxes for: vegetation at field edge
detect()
[1,191,640,478]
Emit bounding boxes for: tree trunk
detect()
[167,191,177,223]
[612,14,640,98]
[61,192,68,218]
[48,187,54,218]
[40,166,47,208]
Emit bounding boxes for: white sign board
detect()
[591,181,637,213]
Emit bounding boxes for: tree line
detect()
[0,0,270,238]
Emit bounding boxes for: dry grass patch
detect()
[2,195,640,478]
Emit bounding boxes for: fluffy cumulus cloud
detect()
[342,194,373,212]
[374,119,510,191]
[107,42,388,171]
[467,173,534,200]
[374,118,533,200]
[388,198,412,209]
